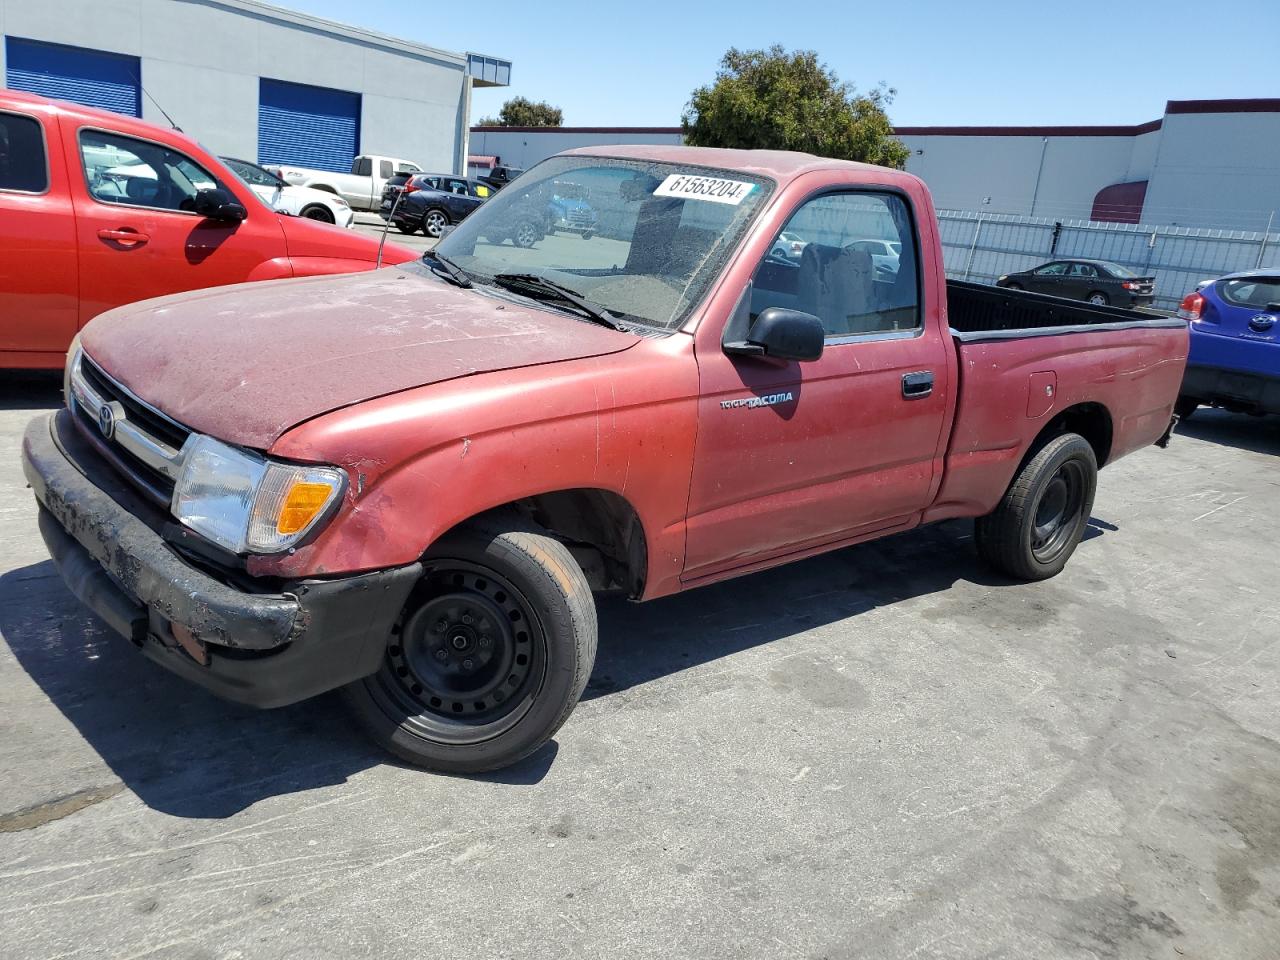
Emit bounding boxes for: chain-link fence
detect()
[937,210,1279,311]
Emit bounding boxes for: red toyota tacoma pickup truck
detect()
[0,91,415,370]
[22,146,1188,772]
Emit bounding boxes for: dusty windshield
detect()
[434,156,772,329]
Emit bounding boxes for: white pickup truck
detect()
[269,154,422,212]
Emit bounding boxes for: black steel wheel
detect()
[975,432,1098,581]
[343,516,596,773]
[1029,459,1088,563]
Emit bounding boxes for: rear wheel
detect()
[342,517,596,773]
[1087,291,1110,306]
[300,204,334,224]
[975,433,1098,581]
[422,208,450,239]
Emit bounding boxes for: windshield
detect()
[434,156,772,329]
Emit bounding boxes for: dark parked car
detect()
[380,174,494,238]
[997,259,1155,307]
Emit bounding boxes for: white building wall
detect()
[0,0,479,173]
[1143,112,1280,231]
[469,128,683,171]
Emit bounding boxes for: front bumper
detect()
[22,410,420,708]
[1181,364,1280,415]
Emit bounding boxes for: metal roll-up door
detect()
[258,79,360,173]
[4,37,141,116]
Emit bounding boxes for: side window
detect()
[353,157,372,176]
[379,159,393,179]
[472,181,491,198]
[1035,262,1068,276]
[751,192,919,337]
[79,130,220,212]
[445,178,468,195]
[0,112,48,193]
[1069,263,1097,278]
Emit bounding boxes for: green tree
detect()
[682,46,908,169]
[478,97,564,127]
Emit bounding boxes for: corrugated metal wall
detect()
[939,209,1279,310]
[5,37,140,117]
[257,78,360,174]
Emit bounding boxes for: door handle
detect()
[902,371,934,399]
[98,228,149,247]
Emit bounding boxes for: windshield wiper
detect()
[422,250,472,288]
[492,273,627,331]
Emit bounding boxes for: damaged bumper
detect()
[22,410,419,708]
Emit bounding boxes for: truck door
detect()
[0,105,79,365]
[68,127,289,326]
[684,189,951,582]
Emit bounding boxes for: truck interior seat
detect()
[799,244,875,335]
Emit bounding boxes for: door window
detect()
[223,157,278,188]
[0,112,48,193]
[445,178,469,195]
[1034,262,1069,276]
[1068,263,1098,277]
[79,130,222,212]
[379,159,393,179]
[471,181,492,198]
[751,192,920,336]
[352,157,372,176]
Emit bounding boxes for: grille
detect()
[73,355,191,504]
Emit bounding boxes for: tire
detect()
[395,221,419,235]
[974,433,1098,581]
[422,208,450,239]
[513,220,539,248]
[342,516,597,773]
[1087,291,1110,306]
[1174,395,1199,420]
[300,204,335,224]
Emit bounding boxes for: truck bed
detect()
[926,280,1190,526]
[946,280,1182,340]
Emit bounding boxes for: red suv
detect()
[0,91,416,370]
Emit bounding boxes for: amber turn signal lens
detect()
[277,481,336,534]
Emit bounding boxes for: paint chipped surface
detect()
[79,269,637,449]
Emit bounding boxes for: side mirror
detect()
[724,307,824,362]
[194,188,247,222]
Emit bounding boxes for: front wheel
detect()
[300,204,335,224]
[342,518,596,773]
[974,433,1098,581]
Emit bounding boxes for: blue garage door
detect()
[258,79,360,173]
[5,37,140,116]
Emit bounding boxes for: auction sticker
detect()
[653,174,755,205]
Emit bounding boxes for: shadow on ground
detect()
[1177,407,1280,457]
[0,516,1117,818]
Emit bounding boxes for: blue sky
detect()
[288,0,1277,128]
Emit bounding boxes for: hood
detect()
[80,268,638,449]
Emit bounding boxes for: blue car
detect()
[1177,270,1280,418]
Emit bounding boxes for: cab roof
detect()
[560,143,919,187]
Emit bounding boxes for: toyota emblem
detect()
[1249,314,1277,332]
[97,403,116,440]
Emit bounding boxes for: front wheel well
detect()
[309,184,338,194]
[445,489,648,598]
[1030,402,1113,467]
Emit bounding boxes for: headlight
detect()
[171,435,345,554]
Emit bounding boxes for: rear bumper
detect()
[22,410,420,707]
[1181,364,1280,415]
